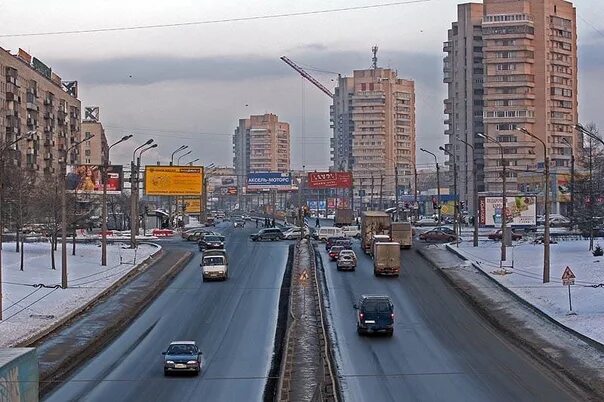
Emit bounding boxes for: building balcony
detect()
[484,57,534,64]
[443,41,452,52]
[483,80,535,88]
[26,118,38,127]
[26,102,39,112]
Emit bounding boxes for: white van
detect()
[315,226,344,241]
[201,250,228,281]
[341,225,361,239]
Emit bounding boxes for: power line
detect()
[0,0,431,38]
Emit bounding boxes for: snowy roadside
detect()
[447,239,604,345]
[0,241,159,347]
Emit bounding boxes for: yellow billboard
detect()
[144,166,204,196]
[183,197,203,213]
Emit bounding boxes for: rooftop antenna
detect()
[372,45,379,70]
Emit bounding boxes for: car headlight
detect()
[187,360,198,365]
[166,360,174,364]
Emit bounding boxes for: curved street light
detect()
[440,146,459,243]
[177,150,192,165]
[102,135,133,266]
[420,148,441,226]
[170,145,188,166]
[456,136,479,247]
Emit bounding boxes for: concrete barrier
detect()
[0,348,38,402]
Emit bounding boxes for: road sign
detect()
[561,266,576,286]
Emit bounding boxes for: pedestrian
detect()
[271,218,275,228]
[315,217,320,228]
[255,218,259,228]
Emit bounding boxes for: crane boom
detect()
[280,56,334,99]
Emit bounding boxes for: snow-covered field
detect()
[0,241,158,347]
[451,239,604,344]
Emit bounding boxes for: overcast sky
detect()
[1,0,603,168]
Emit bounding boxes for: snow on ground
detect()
[0,241,158,347]
[451,239,604,344]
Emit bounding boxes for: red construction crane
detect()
[280,56,334,99]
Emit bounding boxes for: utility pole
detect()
[379,175,384,211]
[421,149,441,226]
[370,175,375,210]
[440,146,458,243]
[102,135,132,266]
[457,137,479,247]
[61,134,94,288]
[562,138,574,228]
[480,134,507,263]
[394,166,399,221]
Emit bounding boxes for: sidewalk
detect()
[0,242,158,347]
[447,240,604,345]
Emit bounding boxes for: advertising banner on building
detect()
[247,172,291,189]
[144,166,204,196]
[65,165,123,194]
[307,171,353,189]
[327,198,350,209]
[307,200,327,211]
[217,186,238,196]
[479,196,537,226]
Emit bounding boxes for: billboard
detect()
[65,165,123,194]
[327,198,350,209]
[32,57,51,79]
[479,196,537,226]
[247,172,291,189]
[144,166,204,196]
[183,197,203,214]
[217,186,238,196]
[307,171,353,189]
[307,200,326,211]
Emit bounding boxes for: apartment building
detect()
[331,68,416,208]
[81,122,108,166]
[443,3,486,214]
[233,113,290,180]
[1,48,82,175]
[445,0,578,215]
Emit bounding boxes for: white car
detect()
[414,217,438,227]
[283,227,308,240]
[341,225,361,238]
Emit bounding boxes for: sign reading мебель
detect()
[479,196,537,226]
[247,172,292,190]
[307,171,353,189]
[144,166,204,196]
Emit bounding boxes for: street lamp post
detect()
[203,164,216,224]
[440,146,459,244]
[61,134,95,288]
[518,128,550,283]
[0,135,25,320]
[457,137,479,247]
[130,140,153,249]
[420,148,440,226]
[575,124,604,251]
[561,138,574,227]
[478,133,507,264]
[187,158,200,166]
[133,143,157,247]
[102,135,133,266]
[168,146,188,229]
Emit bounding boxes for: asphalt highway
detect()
[319,240,583,402]
[44,222,289,402]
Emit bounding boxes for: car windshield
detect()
[363,301,391,313]
[203,256,224,265]
[205,236,221,242]
[330,246,343,252]
[167,344,197,355]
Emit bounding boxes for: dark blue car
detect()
[162,341,202,375]
[354,295,394,336]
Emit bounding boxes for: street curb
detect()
[444,244,604,353]
[416,247,603,400]
[15,243,163,348]
[37,250,193,396]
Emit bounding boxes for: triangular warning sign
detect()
[561,266,576,280]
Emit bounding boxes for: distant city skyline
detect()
[1,0,602,169]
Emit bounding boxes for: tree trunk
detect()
[20,236,24,271]
[72,232,76,255]
[15,229,19,253]
[50,234,56,270]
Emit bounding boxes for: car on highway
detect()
[250,228,284,241]
[334,239,353,250]
[181,227,205,240]
[183,228,208,241]
[233,219,245,228]
[337,251,356,271]
[328,245,344,261]
[314,226,344,241]
[341,225,361,238]
[419,227,458,243]
[414,217,438,227]
[198,235,225,251]
[325,236,348,251]
[354,295,394,336]
[162,341,203,375]
[201,250,228,281]
[282,226,308,240]
[488,229,523,241]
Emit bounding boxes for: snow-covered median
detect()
[450,240,604,345]
[0,241,159,347]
